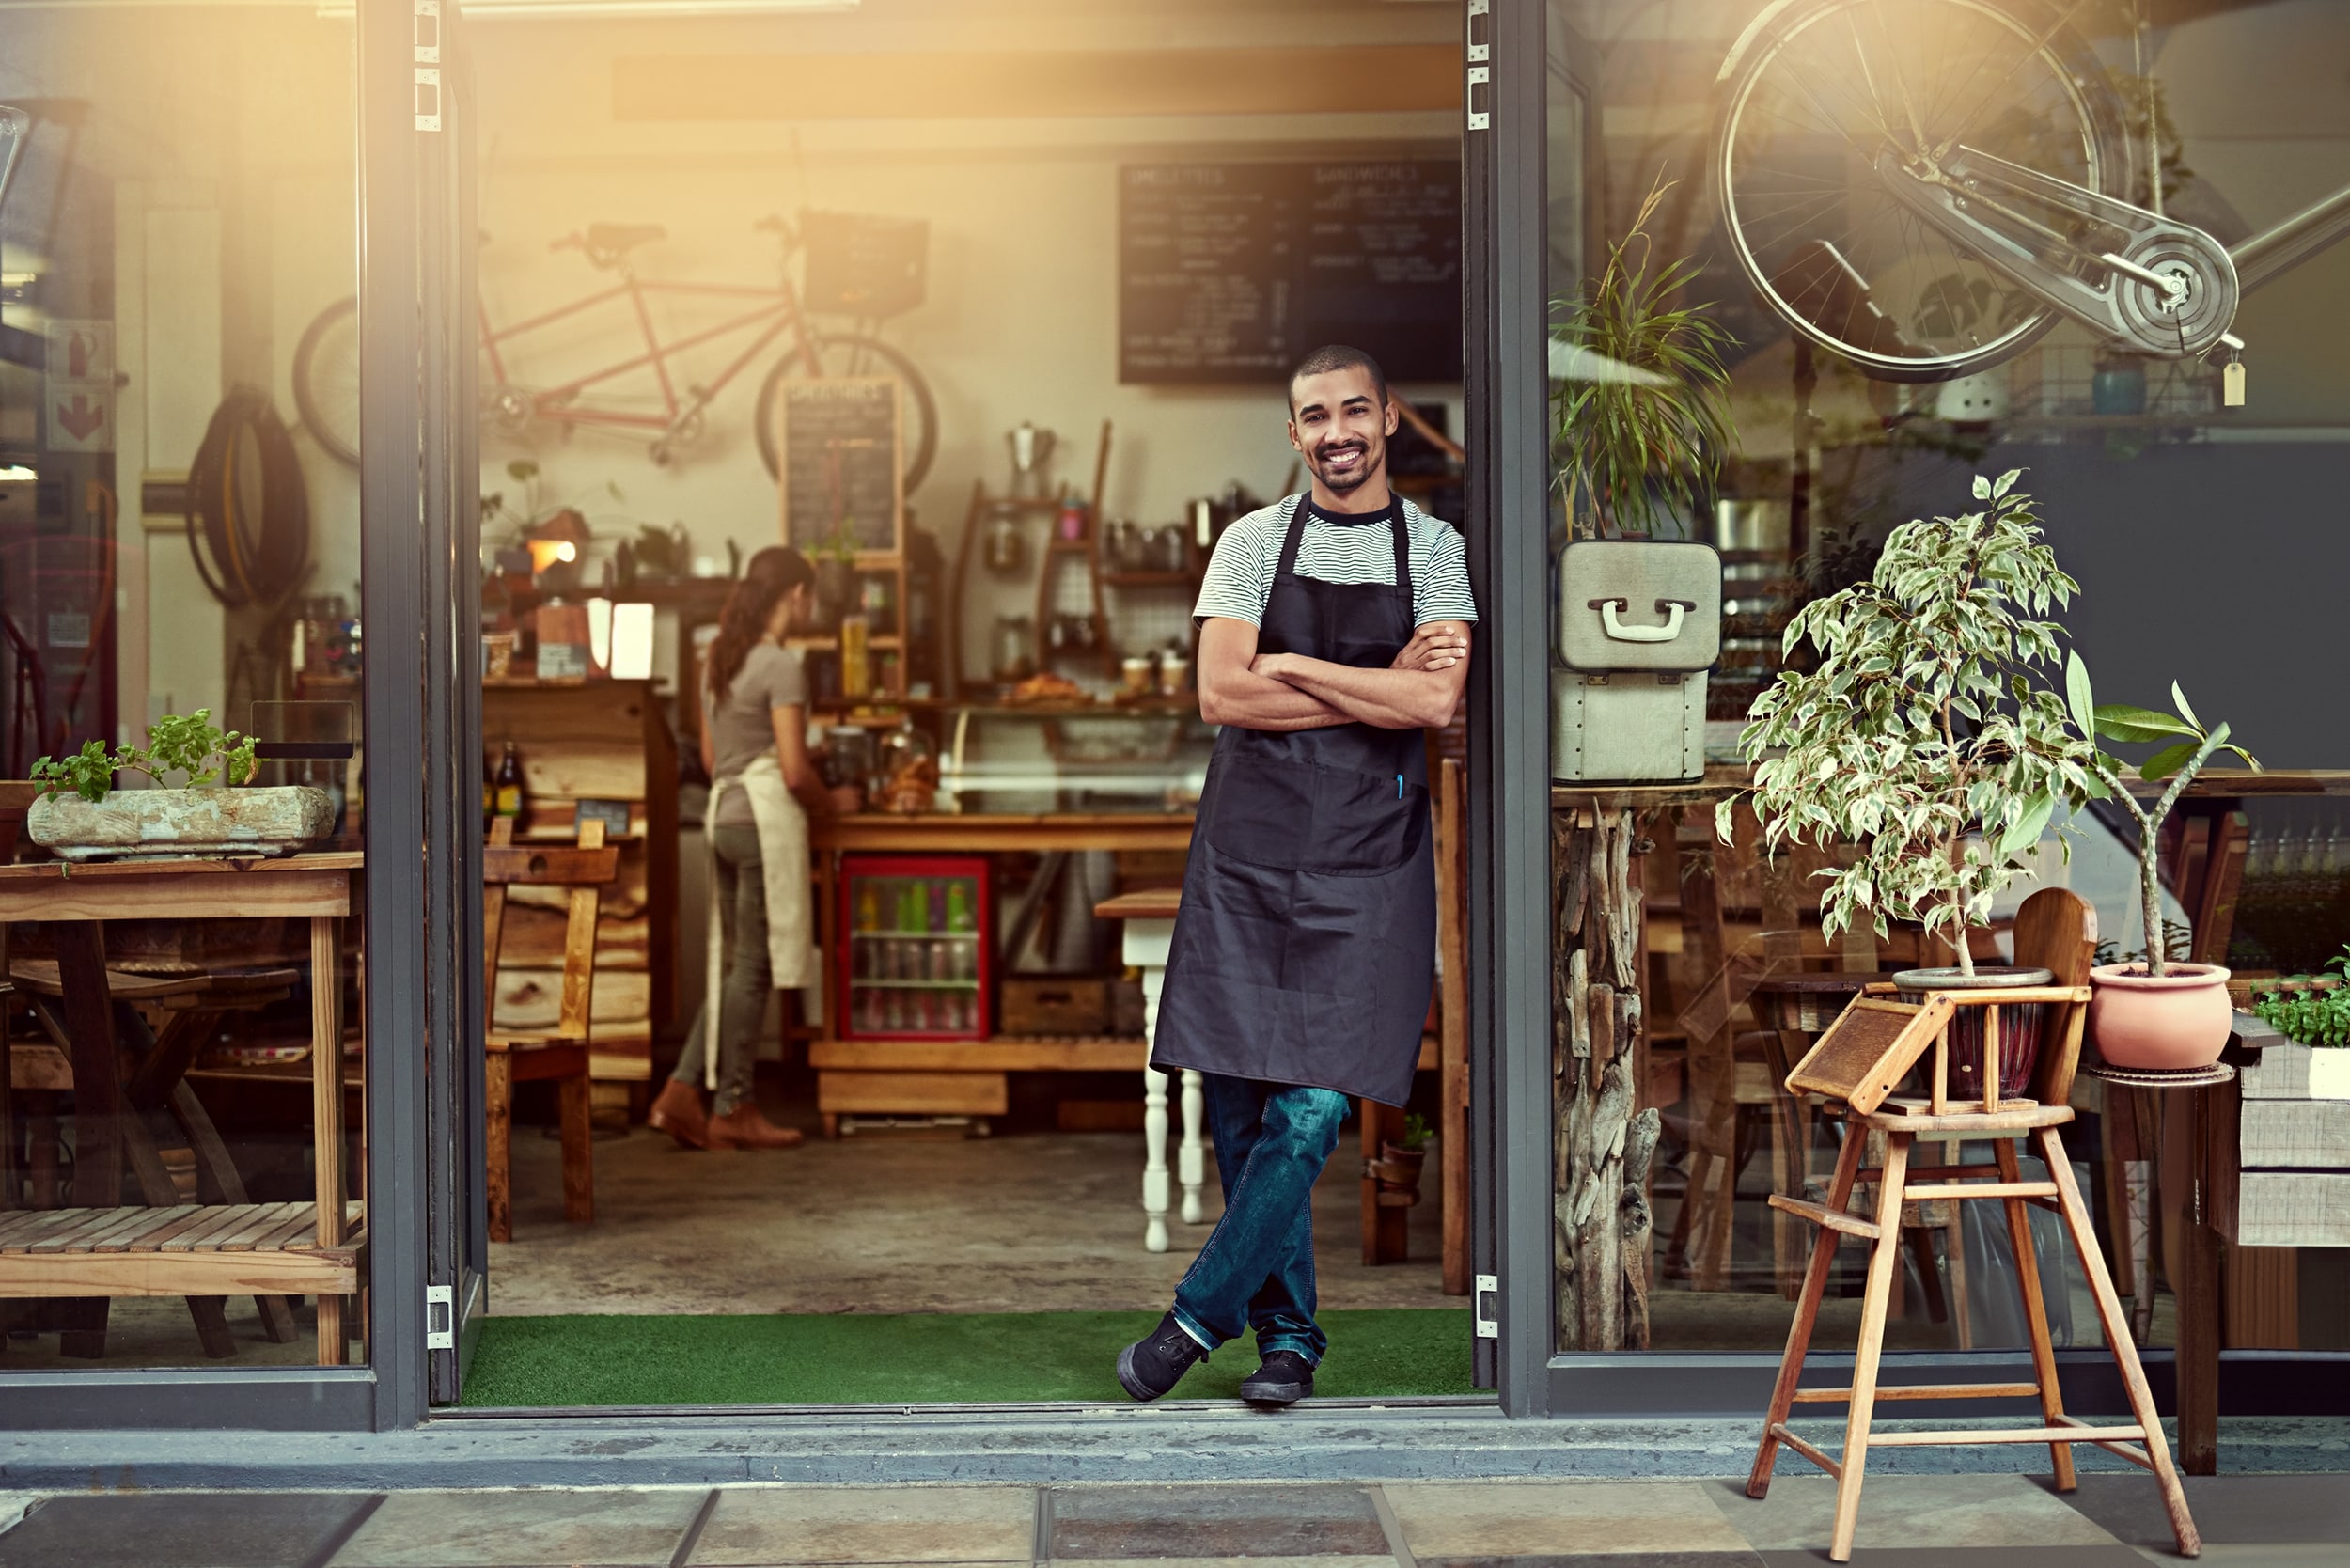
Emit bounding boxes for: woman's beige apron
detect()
[700,751,819,1090]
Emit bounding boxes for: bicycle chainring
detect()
[2110,228,2240,359]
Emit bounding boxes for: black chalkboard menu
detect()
[1120,159,1462,385]
[776,377,902,554]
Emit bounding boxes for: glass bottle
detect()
[494,741,525,820]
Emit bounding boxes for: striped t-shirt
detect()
[1193,495,1479,629]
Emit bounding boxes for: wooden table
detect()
[1093,889,1199,1253]
[0,852,363,1364]
[806,813,1194,1127]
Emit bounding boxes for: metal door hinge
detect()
[425,1283,455,1351]
[1474,1273,1500,1339]
[415,2,443,132]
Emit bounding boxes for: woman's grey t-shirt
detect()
[704,641,807,829]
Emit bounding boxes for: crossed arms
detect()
[1196,618,1472,732]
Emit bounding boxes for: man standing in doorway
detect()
[1117,345,1476,1405]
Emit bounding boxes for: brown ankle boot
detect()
[649,1078,711,1150]
[707,1104,805,1151]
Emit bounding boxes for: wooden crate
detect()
[999,975,1112,1037]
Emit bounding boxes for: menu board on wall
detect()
[1119,159,1462,385]
[776,377,902,554]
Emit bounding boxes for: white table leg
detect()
[1122,918,1178,1253]
[1179,1070,1206,1224]
[1143,1063,1172,1253]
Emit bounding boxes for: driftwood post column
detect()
[1552,770,1748,1351]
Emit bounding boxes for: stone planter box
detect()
[27,786,334,860]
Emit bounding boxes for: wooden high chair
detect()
[1747,888,2200,1561]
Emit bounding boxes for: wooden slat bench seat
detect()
[0,1201,365,1303]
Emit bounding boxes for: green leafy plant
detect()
[30,709,258,805]
[1550,177,1737,538]
[1394,1112,1433,1153]
[1724,471,2098,976]
[2062,658,2257,979]
[2250,978,2350,1048]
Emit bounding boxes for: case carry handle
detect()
[1588,597,1695,644]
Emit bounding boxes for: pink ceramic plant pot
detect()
[2090,962,2234,1070]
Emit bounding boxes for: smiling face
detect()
[1288,365,1399,505]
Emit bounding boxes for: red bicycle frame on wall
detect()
[292,213,937,484]
[478,219,818,463]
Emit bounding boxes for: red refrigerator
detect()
[837,855,993,1041]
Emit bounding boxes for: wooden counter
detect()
[482,679,678,1090]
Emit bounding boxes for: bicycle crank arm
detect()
[1878,144,2240,361]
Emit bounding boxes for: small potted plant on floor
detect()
[28,710,332,859]
[2063,656,2257,1070]
[1371,1113,1433,1207]
[1726,470,2100,1098]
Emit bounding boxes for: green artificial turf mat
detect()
[459,1308,1474,1407]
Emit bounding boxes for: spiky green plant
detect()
[1550,178,1737,538]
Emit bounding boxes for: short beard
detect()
[1316,446,1376,494]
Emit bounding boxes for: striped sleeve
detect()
[1192,514,1277,626]
[1413,515,1479,625]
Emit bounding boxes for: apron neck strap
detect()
[1272,494,1309,583]
[1390,499,1414,603]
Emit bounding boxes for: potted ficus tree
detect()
[1727,471,2099,1099]
[2063,656,2257,1069]
[27,710,332,860]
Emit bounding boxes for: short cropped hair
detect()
[1288,344,1389,413]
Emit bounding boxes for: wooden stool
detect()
[482,818,616,1243]
[1747,889,2198,1561]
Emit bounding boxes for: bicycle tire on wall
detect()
[754,334,939,495]
[292,295,362,468]
[1712,0,2130,384]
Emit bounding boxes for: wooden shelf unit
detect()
[481,679,679,1091]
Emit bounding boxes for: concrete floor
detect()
[490,1113,1452,1316]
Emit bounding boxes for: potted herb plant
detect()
[1727,471,2099,1098]
[2063,657,2256,1069]
[27,710,332,860]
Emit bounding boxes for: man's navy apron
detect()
[1152,495,1436,1107]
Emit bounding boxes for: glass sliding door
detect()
[0,0,377,1424]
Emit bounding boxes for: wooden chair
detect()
[482,817,615,1243]
[1747,888,2199,1562]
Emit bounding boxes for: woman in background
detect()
[650,545,832,1150]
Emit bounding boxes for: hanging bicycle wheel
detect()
[291,296,362,467]
[1715,0,2126,382]
[754,333,939,494]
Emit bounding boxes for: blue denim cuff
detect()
[1255,1333,1321,1367]
[1170,1304,1221,1352]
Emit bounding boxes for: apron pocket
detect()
[1205,754,1426,875]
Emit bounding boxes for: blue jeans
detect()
[1170,1075,1351,1365]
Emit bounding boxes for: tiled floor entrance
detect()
[2,1472,2343,1567]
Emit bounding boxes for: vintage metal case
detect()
[1551,540,1722,784]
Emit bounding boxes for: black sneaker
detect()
[1238,1349,1314,1405]
[1116,1311,1207,1401]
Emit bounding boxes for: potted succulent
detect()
[27,710,331,860]
[1727,471,2100,1099]
[2064,656,2256,1069]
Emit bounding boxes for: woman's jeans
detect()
[1171,1074,1351,1366]
[670,823,766,1116]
